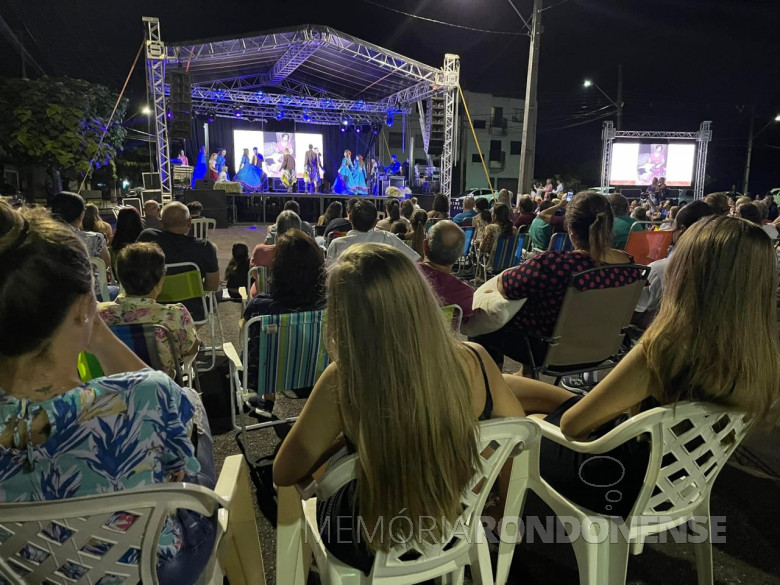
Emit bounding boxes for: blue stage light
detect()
[356,100,365,109]
[234,109,242,118]
[275,108,285,121]
[256,90,265,98]
[302,110,312,123]
[386,113,394,126]
[341,114,349,126]
[355,125,361,133]
[340,125,347,133]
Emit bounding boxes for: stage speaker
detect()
[142,172,162,190]
[182,189,228,228]
[389,176,405,188]
[195,178,216,190]
[427,95,446,156]
[168,70,192,140]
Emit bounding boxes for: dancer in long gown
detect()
[351,155,368,195]
[216,149,230,180]
[333,150,353,195]
[207,153,219,181]
[234,148,264,192]
[191,145,208,187]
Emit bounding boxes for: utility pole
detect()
[517,0,543,196]
[743,105,755,195]
[616,63,623,131]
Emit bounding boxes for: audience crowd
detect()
[1,180,779,582]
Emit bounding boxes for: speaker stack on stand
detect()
[168,70,192,141]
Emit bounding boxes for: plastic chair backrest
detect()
[489,233,522,272]
[624,229,674,265]
[461,226,475,257]
[543,264,649,368]
[630,402,752,521]
[548,231,573,252]
[243,310,329,395]
[157,262,208,324]
[191,217,216,240]
[0,482,222,585]
[307,418,539,580]
[109,323,183,383]
[90,257,110,302]
[77,351,104,382]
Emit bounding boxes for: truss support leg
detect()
[143,16,173,202]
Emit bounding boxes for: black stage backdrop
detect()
[178,117,379,188]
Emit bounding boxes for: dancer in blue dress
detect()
[234,148,264,192]
[216,149,229,180]
[190,145,208,187]
[333,150,353,195]
[351,155,368,195]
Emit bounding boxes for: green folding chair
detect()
[442,304,464,333]
[157,261,222,372]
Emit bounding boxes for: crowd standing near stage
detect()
[1,170,780,583]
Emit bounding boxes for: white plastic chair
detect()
[89,256,111,302]
[276,417,540,585]
[496,402,752,585]
[0,455,265,585]
[191,217,217,240]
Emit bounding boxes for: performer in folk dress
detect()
[280,149,297,193]
[304,144,320,194]
[207,153,219,181]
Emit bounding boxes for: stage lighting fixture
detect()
[256,90,265,98]
[302,110,312,122]
[234,109,242,118]
[386,113,394,126]
[340,125,347,133]
[140,105,152,116]
[341,114,350,126]
[166,111,172,119]
[356,100,365,109]
[355,125,361,133]
[283,94,293,103]
[206,112,214,123]
[275,108,285,121]
[372,124,379,135]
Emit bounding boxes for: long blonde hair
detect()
[327,244,480,550]
[643,215,780,420]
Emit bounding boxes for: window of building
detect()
[491,106,504,125]
[489,150,504,162]
[510,141,522,155]
[471,153,482,163]
[473,119,486,129]
[490,140,502,152]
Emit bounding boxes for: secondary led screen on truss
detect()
[233,130,325,178]
[609,142,696,187]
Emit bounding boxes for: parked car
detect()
[459,187,499,201]
[587,186,617,196]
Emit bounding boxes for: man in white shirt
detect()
[554,179,564,195]
[327,199,421,262]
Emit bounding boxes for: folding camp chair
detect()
[224,309,329,434]
[157,262,223,372]
[454,226,476,277]
[239,266,269,309]
[511,264,649,383]
[475,232,527,283]
[548,231,574,252]
[624,229,673,266]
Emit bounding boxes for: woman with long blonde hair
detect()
[505,214,780,517]
[274,243,528,573]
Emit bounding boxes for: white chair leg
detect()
[495,456,531,585]
[630,537,644,556]
[569,517,630,585]
[693,501,714,585]
[439,568,465,585]
[468,540,494,585]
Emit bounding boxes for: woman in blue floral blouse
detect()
[0,201,216,585]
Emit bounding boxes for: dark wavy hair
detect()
[269,229,325,308]
[492,203,514,237]
[112,206,144,252]
[0,202,92,357]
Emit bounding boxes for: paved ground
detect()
[203,225,780,585]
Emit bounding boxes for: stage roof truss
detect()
[146,18,460,196]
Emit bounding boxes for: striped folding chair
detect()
[454,226,476,276]
[476,233,526,282]
[240,266,269,309]
[224,309,329,434]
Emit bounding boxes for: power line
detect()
[362,0,527,36]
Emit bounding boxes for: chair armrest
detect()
[214,455,266,585]
[294,475,319,500]
[534,417,648,455]
[314,453,358,500]
[223,342,243,371]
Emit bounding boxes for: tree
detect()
[0,76,128,179]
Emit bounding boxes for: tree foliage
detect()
[0,76,128,177]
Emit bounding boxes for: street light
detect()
[583,72,624,130]
[140,105,152,116]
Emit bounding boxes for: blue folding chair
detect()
[548,232,574,252]
[454,226,476,276]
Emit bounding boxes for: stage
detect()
[179,189,437,225]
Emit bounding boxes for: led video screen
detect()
[609,142,696,187]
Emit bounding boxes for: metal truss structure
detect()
[143,17,172,201]
[600,120,713,199]
[143,18,460,196]
[439,54,459,200]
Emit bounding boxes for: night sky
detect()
[1,0,778,191]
